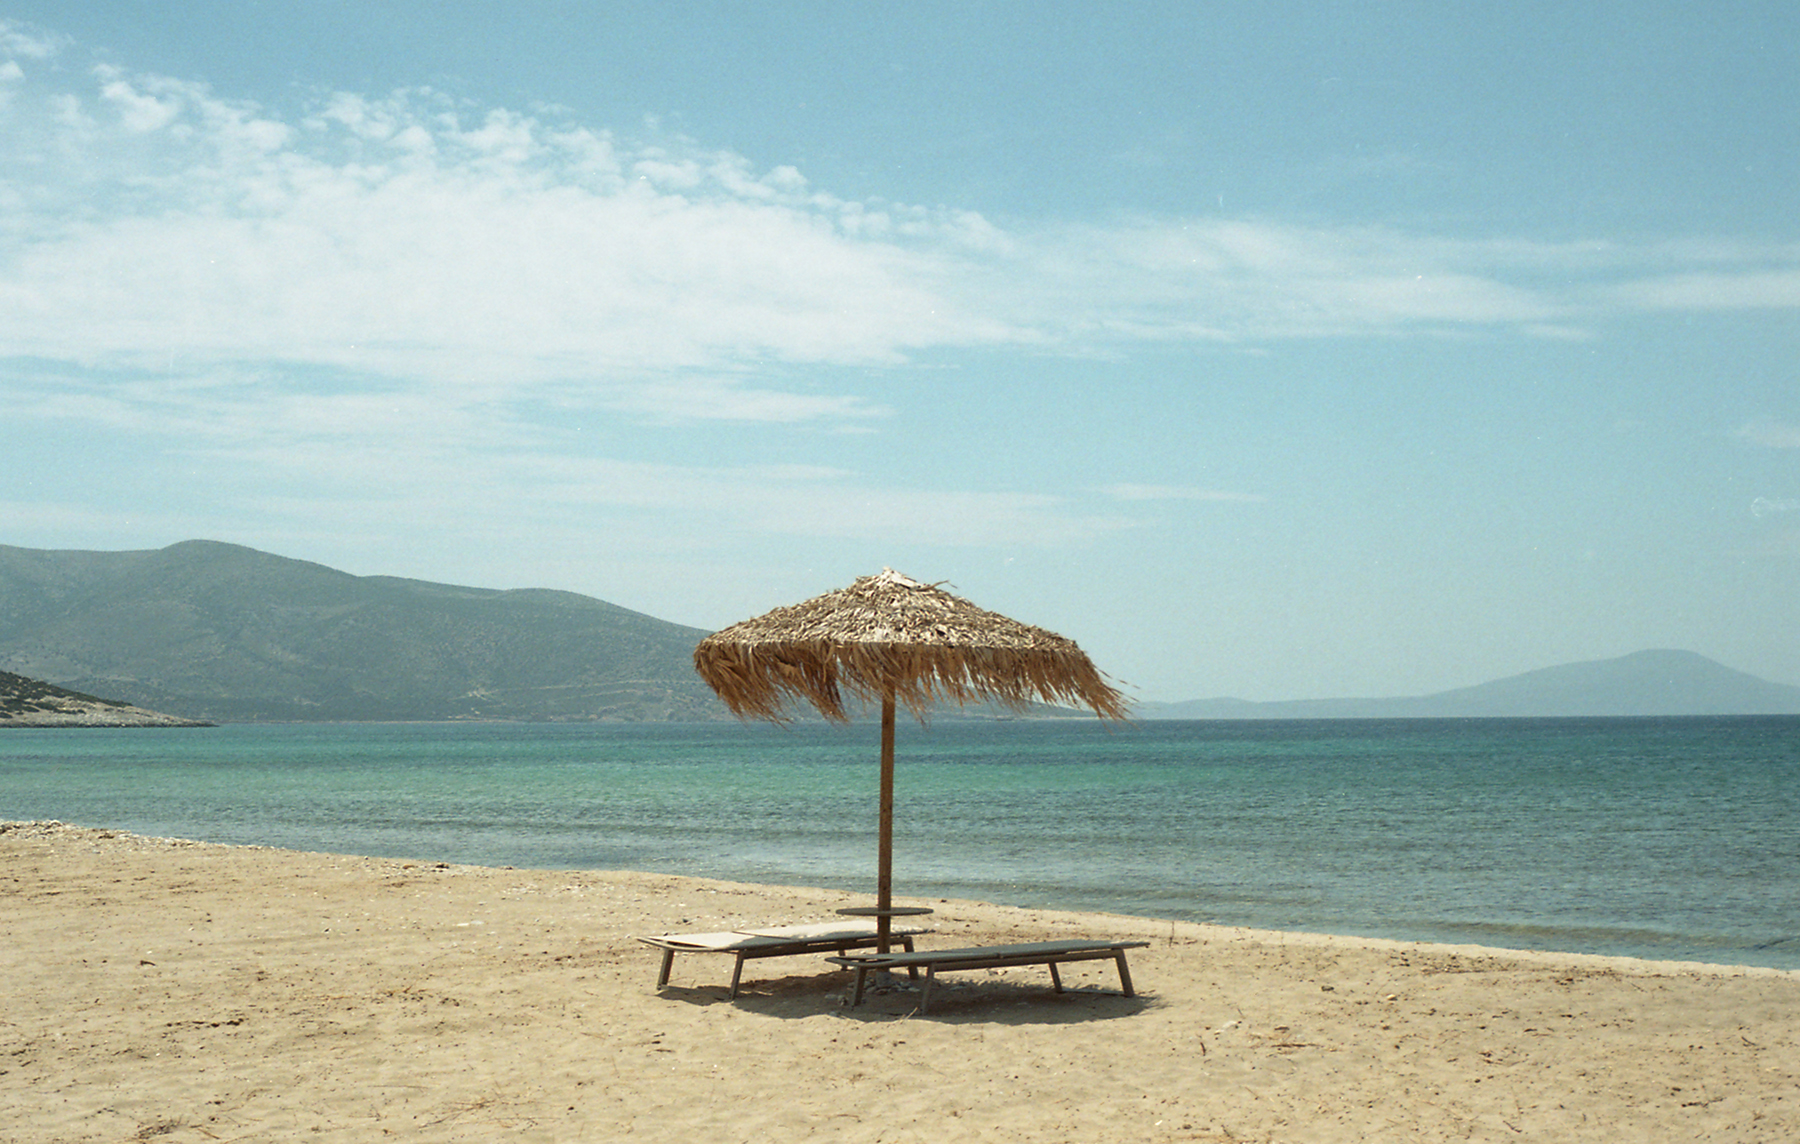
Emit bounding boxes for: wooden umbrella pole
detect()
[877,688,896,953]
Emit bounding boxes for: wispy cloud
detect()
[1102,483,1265,503]
[1738,421,1800,449]
[1605,270,1800,311]
[7,355,1120,554]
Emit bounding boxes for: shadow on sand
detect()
[650,969,1153,1025]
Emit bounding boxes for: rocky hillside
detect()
[0,670,212,727]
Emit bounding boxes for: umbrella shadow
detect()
[654,970,1153,1025]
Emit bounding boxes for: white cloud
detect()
[98,74,181,132]
[0,54,1014,412]
[0,21,61,60]
[10,42,1799,423]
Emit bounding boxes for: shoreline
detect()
[7,819,1794,982]
[6,820,1798,1142]
[9,816,1794,976]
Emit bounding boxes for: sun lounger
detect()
[827,939,1149,1013]
[638,921,930,998]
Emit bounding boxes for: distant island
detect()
[1138,649,1800,719]
[0,670,212,727]
[3,540,1798,723]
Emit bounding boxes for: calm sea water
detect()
[4,717,1797,970]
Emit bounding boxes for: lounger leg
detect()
[729,954,747,999]
[1048,960,1064,993]
[1115,950,1136,997]
[850,966,869,1007]
[657,949,675,989]
[900,935,919,979]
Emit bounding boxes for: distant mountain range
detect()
[4,541,1796,723]
[1139,649,1800,719]
[0,540,724,722]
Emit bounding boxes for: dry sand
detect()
[3,820,1796,1143]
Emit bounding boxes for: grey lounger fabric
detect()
[827,939,1149,1013]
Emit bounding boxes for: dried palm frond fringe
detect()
[693,569,1129,722]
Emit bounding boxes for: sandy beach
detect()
[3,821,1796,1142]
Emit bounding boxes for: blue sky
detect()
[3,2,1797,702]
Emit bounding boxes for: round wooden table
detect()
[835,905,935,918]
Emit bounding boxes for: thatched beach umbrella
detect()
[693,569,1129,950]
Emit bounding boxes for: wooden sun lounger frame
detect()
[639,925,926,998]
[827,939,1150,1014]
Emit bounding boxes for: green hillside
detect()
[0,540,726,723]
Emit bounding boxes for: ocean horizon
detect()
[5,716,1796,970]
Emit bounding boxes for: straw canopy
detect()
[693,569,1129,723]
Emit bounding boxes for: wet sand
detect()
[3,820,1796,1142]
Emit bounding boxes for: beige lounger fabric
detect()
[639,920,931,996]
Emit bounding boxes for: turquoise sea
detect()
[4,717,1797,970]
